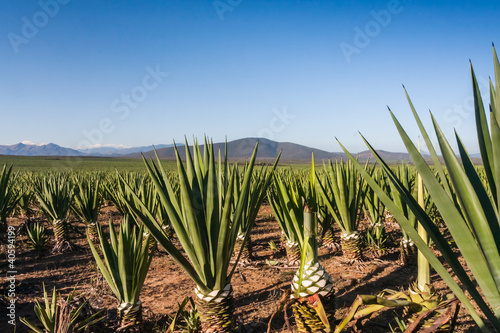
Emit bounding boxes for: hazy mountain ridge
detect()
[78,144,173,156]
[0,143,174,157]
[0,139,414,162]
[128,137,344,161]
[0,143,83,156]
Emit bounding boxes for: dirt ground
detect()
[1,204,481,332]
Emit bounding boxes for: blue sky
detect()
[1,0,499,153]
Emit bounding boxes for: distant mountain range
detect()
[0,143,83,156]
[78,144,173,156]
[0,143,173,157]
[109,137,414,163]
[0,139,416,163]
[127,137,344,161]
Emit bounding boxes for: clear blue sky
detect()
[1,0,499,153]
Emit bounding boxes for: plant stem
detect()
[417,137,430,290]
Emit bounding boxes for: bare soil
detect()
[1,204,480,332]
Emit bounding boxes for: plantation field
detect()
[0,145,493,332]
[3,203,477,333]
[0,155,177,172]
[0,155,315,173]
[0,139,495,333]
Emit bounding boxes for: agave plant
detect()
[233,159,279,263]
[104,173,133,217]
[268,172,302,266]
[335,45,500,331]
[167,296,201,333]
[316,185,339,251]
[72,175,102,243]
[20,283,104,333]
[87,216,154,329]
[122,138,277,332]
[153,174,179,239]
[15,181,35,219]
[316,159,367,262]
[35,174,74,253]
[363,168,389,256]
[389,162,418,264]
[269,155,335,331]
[26,222,50,253]
[0,165,21,235]
[292,205,335,332]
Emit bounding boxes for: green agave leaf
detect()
[118,219,131,303]
[456,133,500,249]
[315,166,343,233]
[403,87,455,200]
[431,115,500,301]
[206,141,219,278]
[491,112,500,211]
[493,45,500,120]
[472,63,496,203]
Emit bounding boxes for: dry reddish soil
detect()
[1,204,481,332]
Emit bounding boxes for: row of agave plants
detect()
[1,45,499,332]
[0,143,423,332]
[269,158,433,267]
[0,142,441,332]
[1,154,424,262]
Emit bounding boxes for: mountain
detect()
[469,153,482,159]
[78,144,173,156]
[125,137,412,163]
[125,137,332,161]
[0,143,83,156]
[0,143,176,157]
